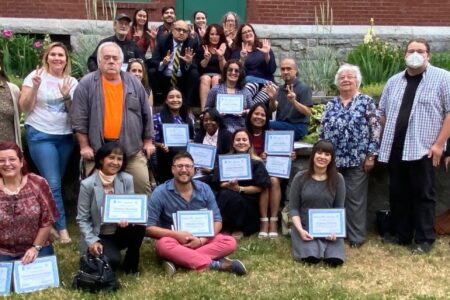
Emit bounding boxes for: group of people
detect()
[0,3,449,280]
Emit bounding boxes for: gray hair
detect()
[220,11,241,29]
[334,63,362,89]
[97,42,124,66]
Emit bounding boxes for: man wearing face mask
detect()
[379,38,450,254]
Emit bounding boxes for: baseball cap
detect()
[115,13,131,22]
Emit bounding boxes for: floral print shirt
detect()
[320,93,381,168]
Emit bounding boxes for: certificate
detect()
[102,194,148,224]
[264,131,294,155]
[218,154,252,181]
[163,124,189,147]
[187,143,217,169]
[216,94,244,114]
[308,209,346,238]
[0,262,13,296]
[176,210,215,237]
[265,155,292,178]
[13,256,59,294]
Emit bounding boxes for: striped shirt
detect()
[378,65,450,162]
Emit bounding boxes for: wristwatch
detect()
[33,244,42,252]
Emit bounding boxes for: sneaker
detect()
[411,242,433,254]
[218,258,247,276]
[162,260,176,277]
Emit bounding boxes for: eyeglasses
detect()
[406,49,427,54]
[227,68,240,73]
[129,58,144,64]
[174,27,188,34]
[173,164,194,170]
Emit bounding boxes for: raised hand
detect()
[263,82,278,100]
[240,42,248,60]
[162,50,172,66]
[59,77,73,99]
[180,47,195,65]
[32,66,44,89]
[147,25,158,40]
[286,84,297,103]
[202,45,211,60]
[216,43,226,58]
[256,39,271,54]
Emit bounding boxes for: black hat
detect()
[115,13,131,22]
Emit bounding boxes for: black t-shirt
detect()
[392,71,424,150]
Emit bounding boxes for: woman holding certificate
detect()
[154,87,195,183]
[289,140,346,266]
[77,142,146,274]
[215,129,270,238]
[0,141,57,264]
[320,64,381,248]
[205,59,252,133]
[246,104,282,238]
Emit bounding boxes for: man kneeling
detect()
[146,152,246,276]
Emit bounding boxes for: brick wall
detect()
[1,0,449,26]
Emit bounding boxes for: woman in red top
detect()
[128,9,153,55]
[0,141,57,263]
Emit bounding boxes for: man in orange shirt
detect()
[72,42,155,194]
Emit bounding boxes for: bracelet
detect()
[63,94,71,101]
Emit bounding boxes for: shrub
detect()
[304,103,325,144]
[430,51,450,71]
[360,82,385,99]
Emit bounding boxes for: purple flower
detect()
[33,41,42,49]
[2,29,13,39]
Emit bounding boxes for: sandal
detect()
[269,217,279,239]
[259,217,269,238]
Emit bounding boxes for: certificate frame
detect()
[162,123,189,147]
[102,194,148,224]
[264,130,295,156]
[308,209,346,238]
[176,210,215,237]
[216,94,244,114]
[265,155,292,178]
[187,143,217,169]
[13,255,60,294]
[0,262,13,296]
[218,154,252,181]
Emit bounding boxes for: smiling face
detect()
[162,8,176,25]
[46,46,67,75]
[224,14,236,31]
[129,61,143,81]
[337,70,358,95]
[172,157,195,184]
[194,12,206,28]
[165,89,183,112]
[241,25,255,45]
[233,131,251,153]
[208,27,220,46]
[226,62,240,85]
[250,106,267,130]
[203,112,218,135]
[0,149,23,179]
[313,150,332,170]
[135,10,148,26]
[100,151,124,176]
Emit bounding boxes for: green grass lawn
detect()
[7,222,450,299]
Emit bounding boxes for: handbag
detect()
[72,252,119,293]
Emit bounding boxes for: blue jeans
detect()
[25,125,73,230]
[269,121,308,141]
[0,245,54,261]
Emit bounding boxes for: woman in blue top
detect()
[153,87,195,183]
[320,64,381,248]
[231,23,277,106]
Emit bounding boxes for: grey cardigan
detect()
[76,170,134,253]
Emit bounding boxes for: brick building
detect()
[2,0,450,26]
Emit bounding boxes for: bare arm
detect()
[76,132,94,161]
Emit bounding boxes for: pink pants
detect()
[155,234,237,271]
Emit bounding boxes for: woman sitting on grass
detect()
[289,140,346,266]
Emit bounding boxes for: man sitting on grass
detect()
[146,152,246,276]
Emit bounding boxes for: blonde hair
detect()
[41,42,72,76]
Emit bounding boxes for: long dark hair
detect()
[0,141,28,176]
[160,87,194,138]
[130,9,150,43]
[229,128,260,160]
[94,142,127,172]
[234,23,261,51]
[306,140,338,193]
[193,11,207,36]
[201,24,227,48]
[246,103,270,136]
[219,59,246,89]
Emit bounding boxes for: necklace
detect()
[2,176,23,195]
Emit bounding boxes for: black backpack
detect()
[72,253,119,293]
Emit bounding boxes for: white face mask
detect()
[405,52,426,69]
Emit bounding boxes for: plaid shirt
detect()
[378,65,450,162]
